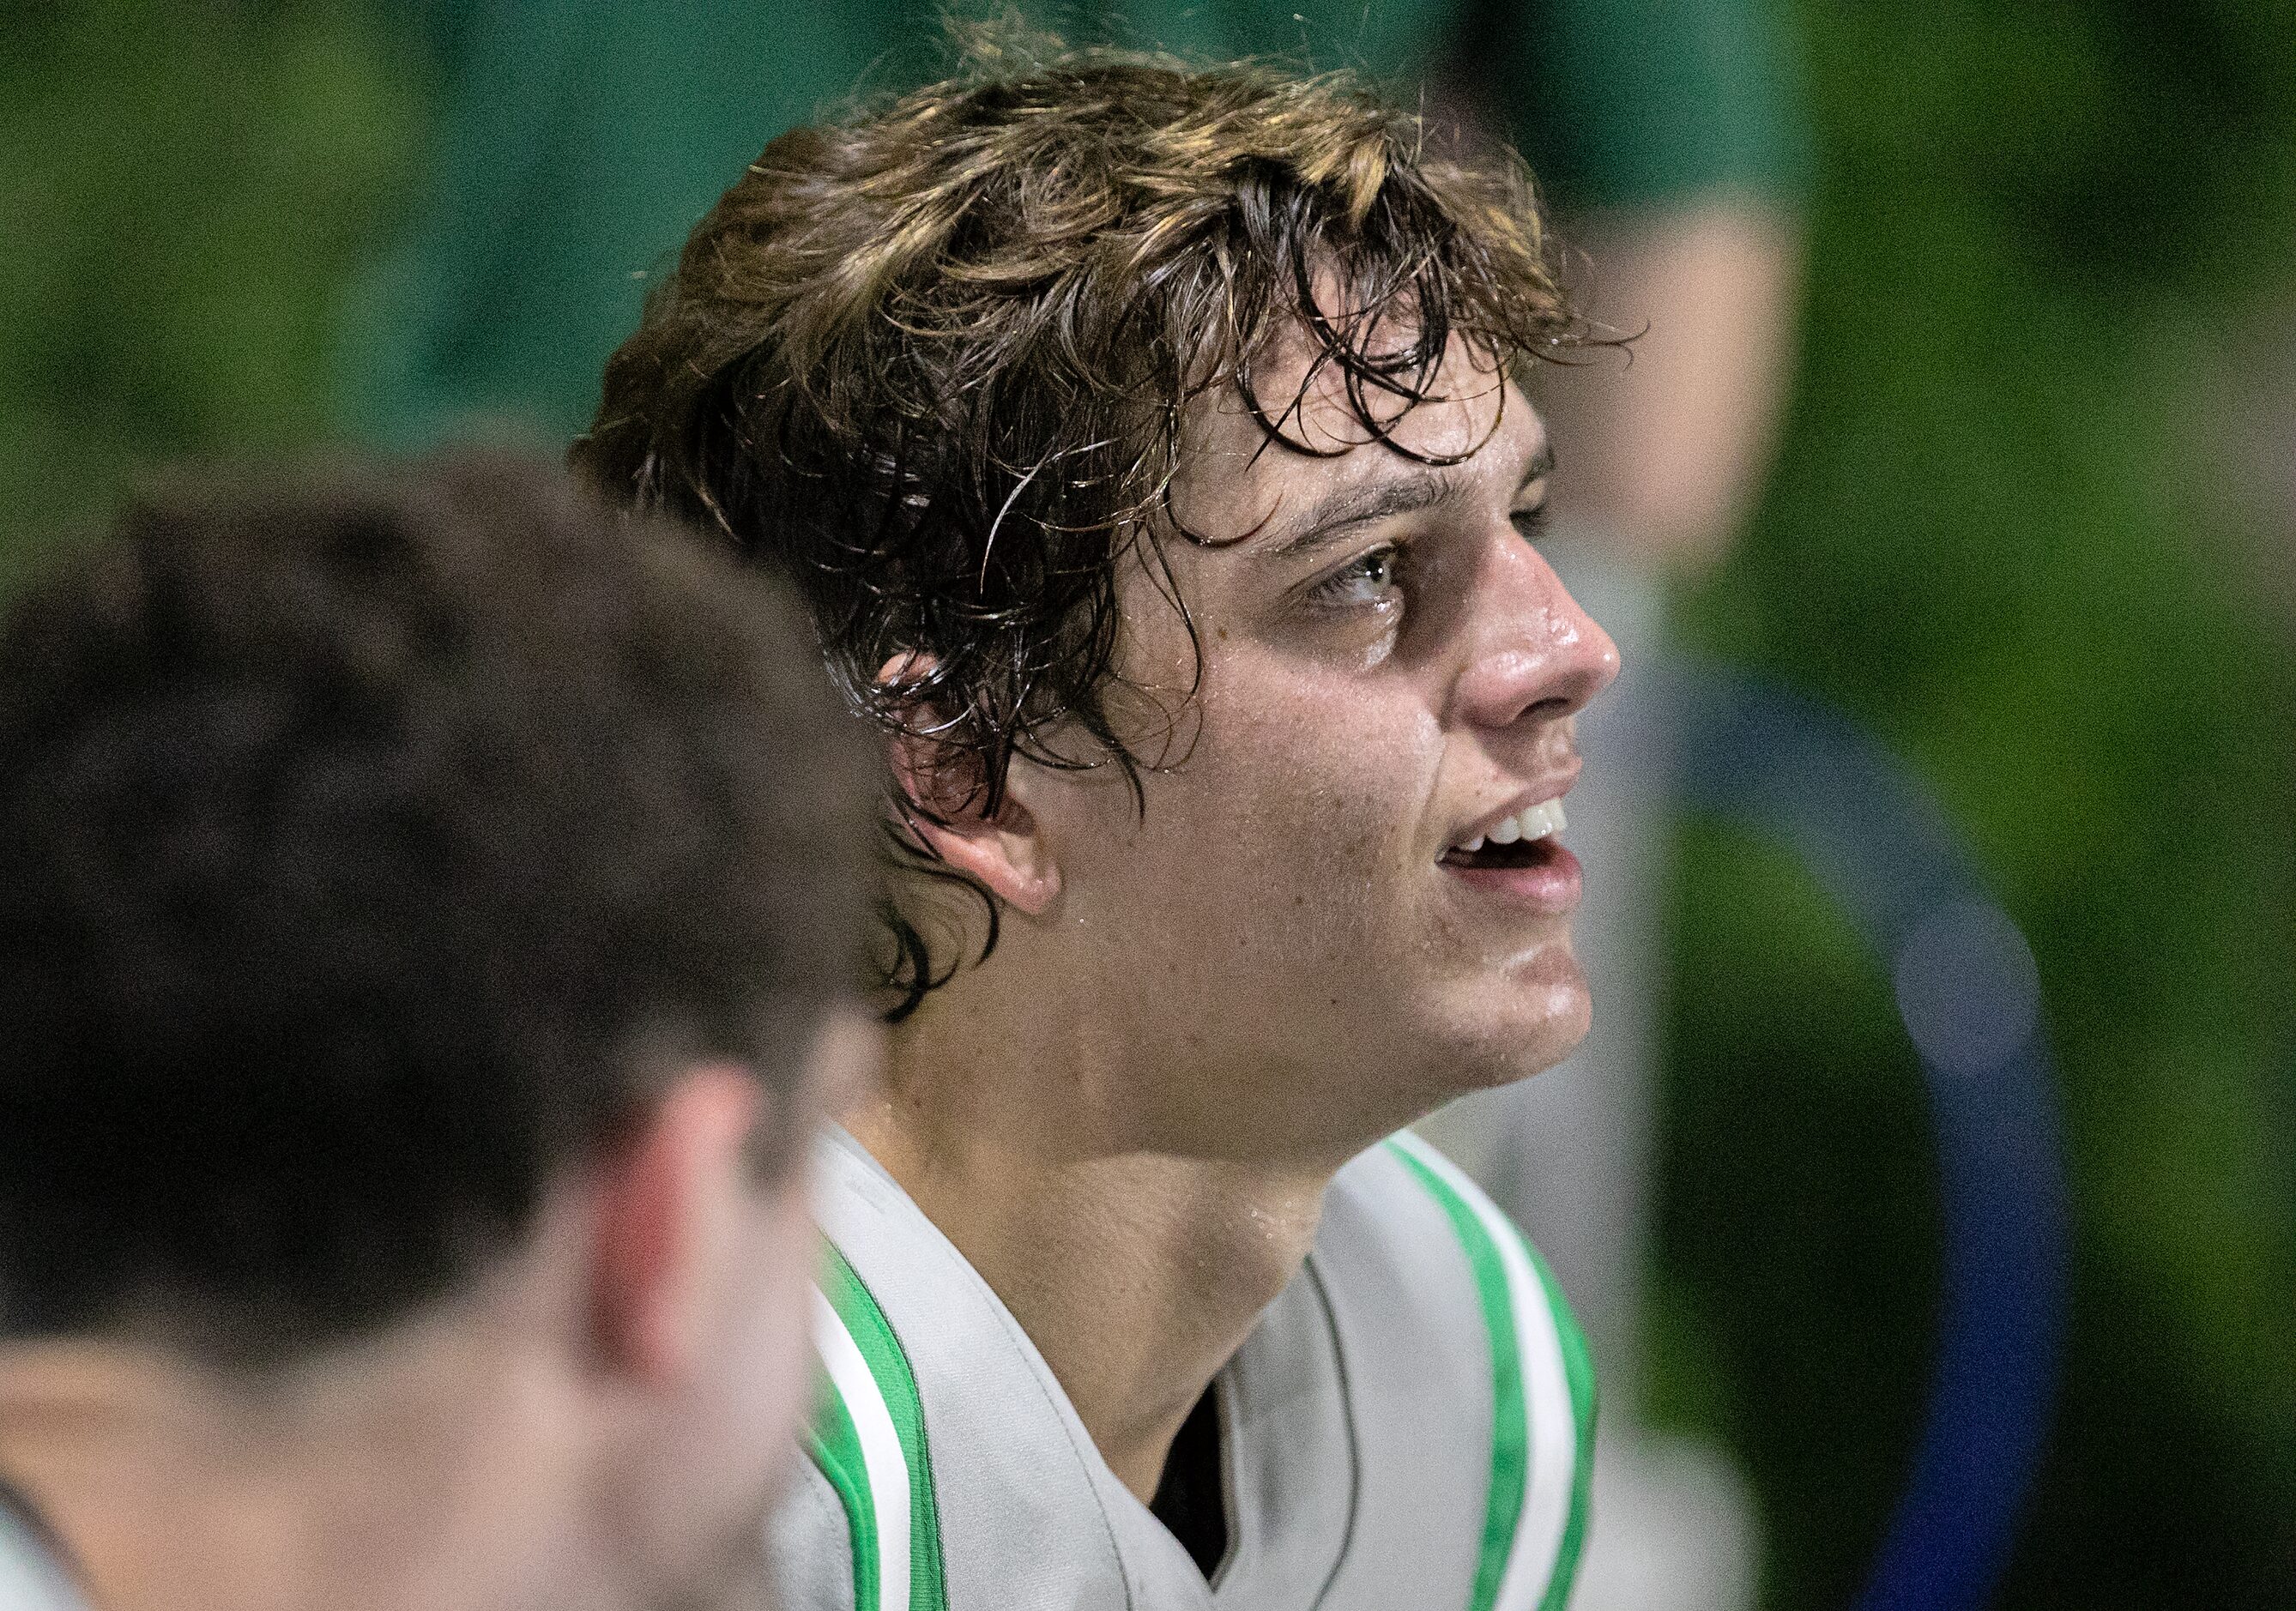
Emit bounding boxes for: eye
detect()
[1511,502,1552,543]
[1307,545,1405,611]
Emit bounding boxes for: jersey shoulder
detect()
[768,1454,860,1611]
[1310,1131,1599,1611]
[780,1129,1147,1611]
[1321,1131,1595,1381]
[0,1488,87,1611]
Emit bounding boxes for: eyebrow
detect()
[1259,440,1557,564]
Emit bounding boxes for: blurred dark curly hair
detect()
[0,453,873,1361]
[574,45,1587,1015]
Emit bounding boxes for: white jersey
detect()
[0,1482,84,1611]
[770,1127,1596,1611]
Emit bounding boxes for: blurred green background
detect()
[1652,5,2296,1605]
[3,2,2291,1605]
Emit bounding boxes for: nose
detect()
[1449,537,1621,732]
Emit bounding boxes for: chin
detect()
[1450,1023,1586,1094]
[1433,956,1592,1093]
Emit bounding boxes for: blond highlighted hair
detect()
[577,49,1586,1011]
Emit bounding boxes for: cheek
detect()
[1117,668,1440,935]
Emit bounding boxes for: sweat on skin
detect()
[846,317,1617,1501]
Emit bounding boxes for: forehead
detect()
[1169,325,1544,540]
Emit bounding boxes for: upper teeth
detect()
[1457,799,1566,854]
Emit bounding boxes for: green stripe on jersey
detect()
[1387,1131,1596,1611]
[807,1242,950,1611]
[1388,1137,1527,1611]
[1526,1239,1598,1611]
[807,1369,881,1611]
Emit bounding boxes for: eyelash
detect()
[1306,545,1405,611]
[1303,506,1550,613]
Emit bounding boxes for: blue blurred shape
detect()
[1895,902,2044,1081]
[1671,664,2070,1611]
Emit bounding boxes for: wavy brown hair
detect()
[575,47,1586,1015]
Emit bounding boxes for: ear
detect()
[587,1067,762,1384]
[877,655,1061,917]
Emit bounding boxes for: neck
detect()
[0,1310,588,1611]
[849,974,1345,1501]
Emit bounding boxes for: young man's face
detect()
[1018,329,1618,1160]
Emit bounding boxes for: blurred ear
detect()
[587,1067,762,1384]
[876,655,1060,916]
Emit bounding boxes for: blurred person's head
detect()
[576,51,1619,1161]
[0,455,879,1611]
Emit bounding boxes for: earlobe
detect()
[896,777,1063,917]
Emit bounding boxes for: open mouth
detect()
[1439,798,1567,869]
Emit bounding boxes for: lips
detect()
[1445,797,1566,859]
[1440,796,1580,914]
